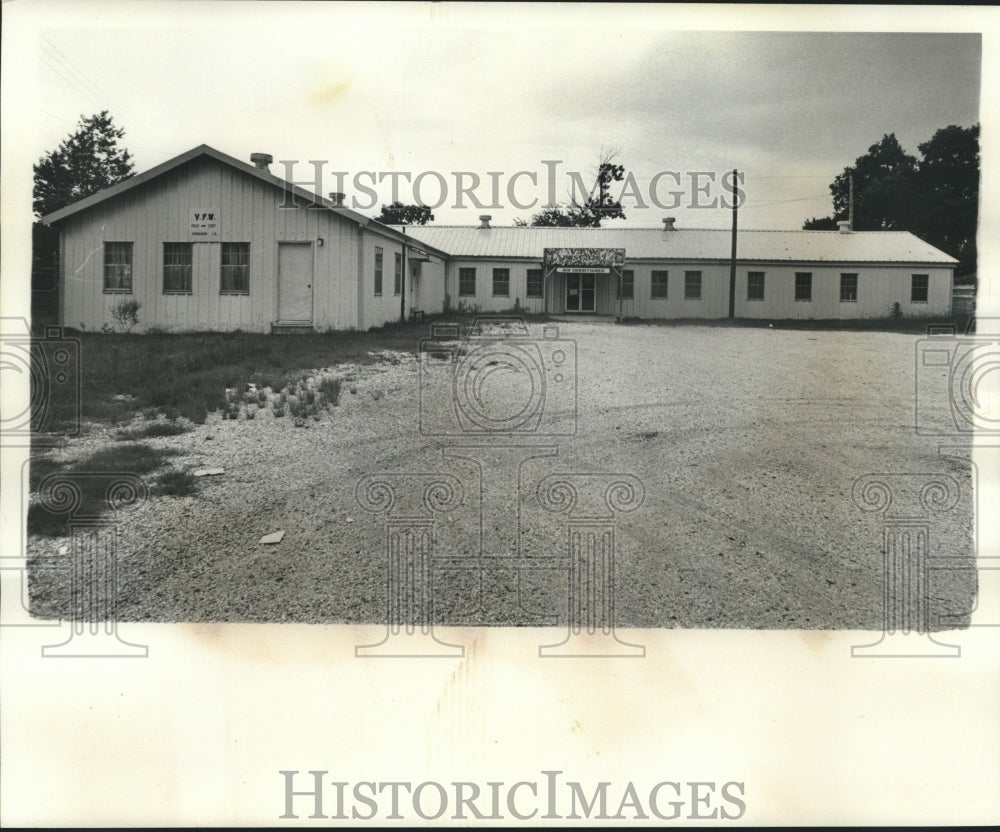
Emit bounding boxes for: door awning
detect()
[542,247,626,271]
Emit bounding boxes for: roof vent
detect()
[479,215,492,229]
[838,220,851,234]
[250,153,273,172]
[329,192,345,207]
[662,217,676,231]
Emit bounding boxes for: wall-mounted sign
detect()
[189,210,220,240]
[556,266,610,274]
[543,247,626,269]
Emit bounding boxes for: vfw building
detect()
[42,145,957,332]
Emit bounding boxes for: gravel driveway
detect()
[28,321,976,629]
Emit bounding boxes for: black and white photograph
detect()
[2,1,998,826]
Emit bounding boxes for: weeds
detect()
[154,469,198,497]
[28,443,184,536]
[47,322,430,426]
[319,377,342,406]
[116,420,192,441]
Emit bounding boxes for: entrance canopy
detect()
[542,247,626,273]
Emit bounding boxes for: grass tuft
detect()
[28,443,185,537]
[116,420,192,441]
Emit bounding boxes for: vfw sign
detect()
[189,210,220,240]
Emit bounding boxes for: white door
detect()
[278,243,313,322]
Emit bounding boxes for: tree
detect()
[803,126,979,276]
[32,111,135,323]
[916,124,979,277]
[516,150,627,227]
[378,201,433,225]
[33,111,135,218]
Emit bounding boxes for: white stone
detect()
[192,467,225,477]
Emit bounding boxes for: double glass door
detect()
[565,273,595,312]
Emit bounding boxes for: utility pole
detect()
[728,168,738,319]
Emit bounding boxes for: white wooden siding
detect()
[732,265,952,319]
[445,259,549,314]
[59,157,360,332]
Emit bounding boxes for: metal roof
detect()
[390,225,958,266]
[40,145,448,257]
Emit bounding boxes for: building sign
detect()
[543,247,626,270]
[189,210,220,240]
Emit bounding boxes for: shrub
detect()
[890,302,903,319]
[110,299,142,333]
[318,377,342,406]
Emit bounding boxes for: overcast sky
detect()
[16,3,986,230]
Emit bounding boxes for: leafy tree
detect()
[803,126,979,276]
[802,216,839,230]
[378,201,433,225]
[33,111,134,218]
[517,151,627,227]
[32,112,135,323]
[916,124,979,277]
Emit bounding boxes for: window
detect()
[394,252,402,295]
[651,270,668,299]
[795,272,812,301]
[747,271,765,301]
[220,243,250,294]
[526,268,543,298]
[103,242,133,293]
[617,270,634,300]
[911,274,929,303]
[373,247,383,295]
[459,267,476,297]
[163,243,193,294]
[684,270,702,300]
[840,273,858,302]
[492,268,510,297]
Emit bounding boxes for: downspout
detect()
[357,223,366,329]
[399,223,407,323]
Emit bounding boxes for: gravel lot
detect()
[28,321,976,629]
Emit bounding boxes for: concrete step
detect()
[271,322,315,335]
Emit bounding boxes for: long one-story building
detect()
[42,144,958,332]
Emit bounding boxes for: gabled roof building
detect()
[43,145,958,332]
